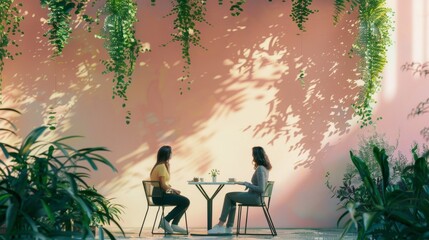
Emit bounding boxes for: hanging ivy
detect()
[161,0,208,94]
[0,1,24,104]
[40,0,88,56]
[229,0,247,16]
[290,0,318,31]
[334,0,393,128]
[99,0,145,124]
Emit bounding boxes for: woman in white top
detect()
[208,146,272,234]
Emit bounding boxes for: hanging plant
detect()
[0,1,24,104]
[290,0,318,31]
[99,0,145,124]
[161,0,208,95]
[229,0,247,16]
[40,0,88,56]
[334,0,393,128]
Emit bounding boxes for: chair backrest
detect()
[142,180,163,206]
[261,181,274,208]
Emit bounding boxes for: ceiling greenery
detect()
[0,0,393,127]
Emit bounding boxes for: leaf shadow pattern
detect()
[215,1,361,168]
[403,61,429,141]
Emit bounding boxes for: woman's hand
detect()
[172,188,181,195]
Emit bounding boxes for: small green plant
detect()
[209,169,220,177]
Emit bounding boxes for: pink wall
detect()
[1,0,428,229]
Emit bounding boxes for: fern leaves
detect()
[337,0,393,127]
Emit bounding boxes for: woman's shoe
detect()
[171,224,187,233]
[207,224,225,234]
[159,217,174,233]
[225,227,233,234]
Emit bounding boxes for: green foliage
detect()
[41,0,88,56]
[100,0,146,123]
[333,0,359,24]
[328,142,429,239]
[0,1,24,104]
[326,133,406,208]
[229,0,247,16]
[162,0,208,94]
[290,0,318,31]
[0,108,125,239]
[334,0,394,128]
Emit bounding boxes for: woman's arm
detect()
[244,167,267,193]
[159,176,181,194]
[158,176,171,192]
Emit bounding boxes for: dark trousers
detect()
[153,193,190,225]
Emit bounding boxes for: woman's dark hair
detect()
[151,145,172,174]
[252,146,272,170]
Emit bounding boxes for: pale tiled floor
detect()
[108,227,357,240]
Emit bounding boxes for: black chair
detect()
[138,180,188,236]
[236,180,277,236]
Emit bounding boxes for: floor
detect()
[109,227,357,240]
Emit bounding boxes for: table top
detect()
[187,181,239,185]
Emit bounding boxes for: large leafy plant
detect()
[334,0,394,127]
[0,108,125,239]
[329,144,429,239]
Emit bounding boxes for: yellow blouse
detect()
[150,164,170,187]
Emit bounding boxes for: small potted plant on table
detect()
[209,169,220,182]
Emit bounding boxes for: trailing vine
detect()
[290,0,318,31]
[40,0,88,56]
[100,0,145,124]
[0,1,24,104]
[161,0,208,94]
[334,0,393,128]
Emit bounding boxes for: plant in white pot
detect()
[209,169,220,182]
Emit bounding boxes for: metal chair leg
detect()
[184,211,189,235]
[151,206,161,234]
[236,205,242,235]
[139,206,150,237]
[262,205,277,236]
[244,206,249,234]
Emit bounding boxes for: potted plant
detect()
[209,169,220,182]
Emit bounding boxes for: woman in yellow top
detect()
[150,145,190,234]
